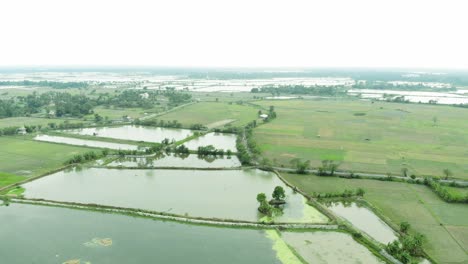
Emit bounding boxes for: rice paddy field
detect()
[254,99,468,180]
[155,102,259,128]
[0,116,81,129]
[0,136,95,180]
[282,173,468,264]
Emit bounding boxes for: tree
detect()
[401,167,408,177]
[432,116,438,126]
[443,169,452,180]
[256,193,267,203]
[256,193,272,216]
[94,113,103,122]
[290,158,310,174]
[272,186,286,201]
[356,188,365,196]
[400,221,411,233]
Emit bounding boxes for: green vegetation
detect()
[0,172,25,189]
[197,145,225,156]
[254,99,468,180]
[0,136,95,178]
[425,178,468,203]
[282,173,468,263]
[272,186,286,201]
[386,223,425,264]
[154,102,259,128]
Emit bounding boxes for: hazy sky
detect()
[0,0,467,68]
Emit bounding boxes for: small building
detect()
[259,114,269,119]
[139,93,149,99]
[17,126,27,135]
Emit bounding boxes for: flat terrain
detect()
[282,173,468,264]
[156,102,259,128]
[0,116,82,129]
[0,136,95,180]
[254,99,468,179]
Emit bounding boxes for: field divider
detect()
[9,197,339,230]
[94,166,243,171]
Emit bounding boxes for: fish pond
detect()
[280,231,384,264]
[107,153,241,168]
[183,132,237,152]
[21,168,328,223]
[34,135,140,150]
[64,125,193,143]
[0,203,282,264]
[324,201,398,244]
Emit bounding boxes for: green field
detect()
[0,172,25,188]
[156,102,260,128]
[88,106,164,120]
[0,116,83,129]
[254,99,468,179]
[282,173,468,264]
[0,136,95,180]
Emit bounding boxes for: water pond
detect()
[0,203,282,264]
[107,153,242,168]
[34,135,139,150]
[348,89,468,105]
[281,231,384,264]
[64,125,193,143]
[325,201,398,244]
[183,132,237,152]
[21,168,328,223]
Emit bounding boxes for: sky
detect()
[0,0,467,69]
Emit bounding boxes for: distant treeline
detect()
[251,85,347,96]
[352,81,456,91]
[0,90,192,118]
[0,80,89,89]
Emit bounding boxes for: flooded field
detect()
[281,231,384,264]
[21,168,328,223]
[34,135,139,150]
[348,89,468,105]
[184,132,237,152]
[325,201,398,244]
[0,203,282,264]
[107,153,242,168]
[64,125,193,143]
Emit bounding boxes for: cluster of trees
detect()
[313,188,365,198]
[0,80,89,89]
[164,92,192,106]
[424,178,468,203]
[97,90,159,108]
[64,150,108,165]
[190,123,207,130]
[54,93,94,117]
[174,144,189,154]
[317,160,340,176]
[251,85,347,96]
[385,222,425,264]
[289,158,310,174]
[256,186,286,217]
[0,92,94,118]
[197,145,225,156]
[135,119,183,128]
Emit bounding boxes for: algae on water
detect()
[265,230,304,264]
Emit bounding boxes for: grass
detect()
[0,136,95,179]
[282,173,468,264]
[0,172,25,189]
[254,99,468,180]
[0,116,84,129]
[155,102,260,128]
[86,106,163,120]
